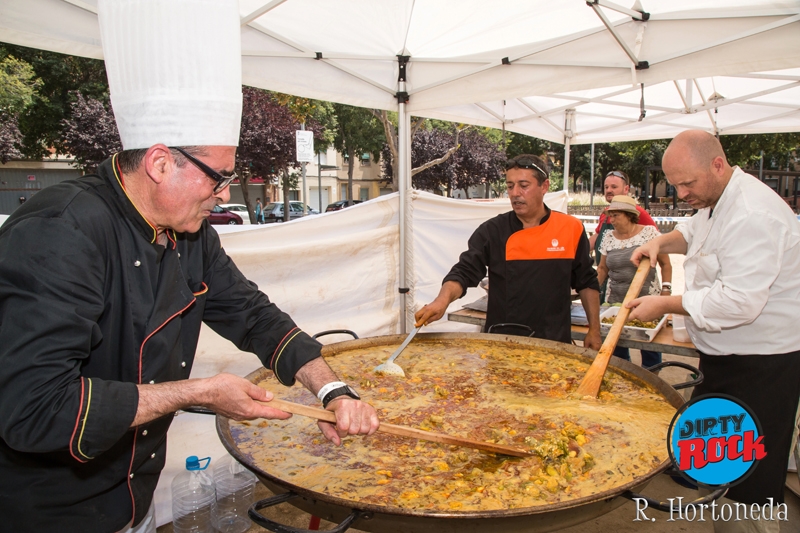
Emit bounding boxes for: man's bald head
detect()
[664,130,727,171]
[662,130,733,210]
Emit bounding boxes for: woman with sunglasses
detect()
[596,195,672,367]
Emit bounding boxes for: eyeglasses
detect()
[173,147,237,193]
[505,157,549,180]
[605,170,629,185]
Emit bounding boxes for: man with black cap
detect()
[415,154,601,350]
[0,1,377,531]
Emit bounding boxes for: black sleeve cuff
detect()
[69,378,138,461]
[269,329,323,386]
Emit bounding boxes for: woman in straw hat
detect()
[597,195,672,367]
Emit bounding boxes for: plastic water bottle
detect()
[171,456,216,533]
[212,454,258,533]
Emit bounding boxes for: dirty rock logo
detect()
[667,394,766,488]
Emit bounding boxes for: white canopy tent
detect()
[3,0,800,331]
[4,3,800,524]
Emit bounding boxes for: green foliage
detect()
[331,103,385,160]
[611,139,669,195]
[548,170,563,192]
[273,93,337,145]
[720,133,800,170]
[0,55,40,115]
[0,43,108,159]
[506,133,552,159]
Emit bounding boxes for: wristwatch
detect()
[322,385,360,408]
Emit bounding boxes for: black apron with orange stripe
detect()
[444,209,599,344]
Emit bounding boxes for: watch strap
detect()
[316,381,346,403]
[322,386,360,408]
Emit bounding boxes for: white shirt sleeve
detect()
[681,212,788,332]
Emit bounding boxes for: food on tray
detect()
[232,339,675,512]
[601,317,660,329]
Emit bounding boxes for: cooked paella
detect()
[231,339,676,512]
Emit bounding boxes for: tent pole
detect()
[317,151,322,211]
[398,104,409,334]
[590,143,595,206]
[563,139,571,194]
[301,123,307,214]
[397,54,411,335]
[563,109,574,194]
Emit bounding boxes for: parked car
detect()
[263,201,320,223]
[219,203,251,224]
[208,205,242,225]
[325,199,364,212]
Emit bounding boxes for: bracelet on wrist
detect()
[316,381,347,403]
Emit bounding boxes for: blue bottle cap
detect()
[186,456,211,471]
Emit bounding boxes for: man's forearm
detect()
[133,379,208,427]
[578,288,601,331]
[654,230,688,255]
[294,356,341,396]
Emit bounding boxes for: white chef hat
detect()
[98,0,242,149]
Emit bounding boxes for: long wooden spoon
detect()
[576,257,652,398]
[266,397,532,458]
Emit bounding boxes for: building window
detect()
[359,187,369,201]
[340,184,348,201]
[289,190,299,201]
[379,188,393,196]
[360,153,371,167]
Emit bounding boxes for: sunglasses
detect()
[173,147,237,193]
[605,170,629,185]
[505,157,549,179]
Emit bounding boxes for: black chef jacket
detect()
[443,209,598,343]
[0,155,321,532]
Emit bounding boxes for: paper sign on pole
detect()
[296,130,314,162]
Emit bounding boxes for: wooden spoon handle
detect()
[576,257,652,397]
[265,398,532,458]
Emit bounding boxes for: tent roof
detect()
[416,68,800,143]
[2,0,799,141]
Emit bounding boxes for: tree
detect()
[1,44,109,160]
[331,103,385,204]
[721,133,800,171]
[0,115,23,164]
[0,54,40,163]
[236,87,326,221]
[505,132,551,160]
[59,92,122,172]
[0,55,40,116]
[382,126,505,197]
[273,93,335,218]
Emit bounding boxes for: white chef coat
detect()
[676,167,800,356]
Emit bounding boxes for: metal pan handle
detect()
[312,329,359,340]
[644,360,703,390]
[622,486,728,513]
[487,323,536,337]
[248,492,362,533]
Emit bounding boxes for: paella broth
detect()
[232,339,675,512]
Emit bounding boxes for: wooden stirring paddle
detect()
[265,398,532,458]
[576,257,652,398]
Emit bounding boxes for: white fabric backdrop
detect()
[153,189,567,525]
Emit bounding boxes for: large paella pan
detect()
[216,332,707,533]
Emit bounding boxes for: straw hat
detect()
[98,0,242,150]
[607,195,640,219]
